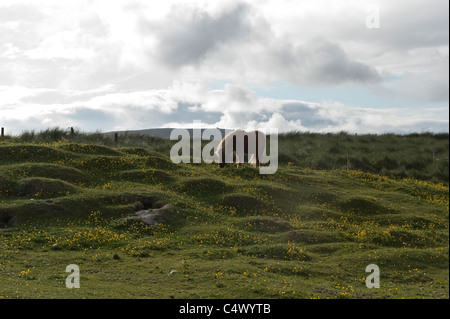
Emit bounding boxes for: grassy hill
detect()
[0,130,448,299]
[11,128,450,182]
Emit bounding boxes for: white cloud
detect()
[1,82,447,134]
[0,0,448,134]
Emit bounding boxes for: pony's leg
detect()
[249,154,257,167]
[256,144,265,167]
[255,153,261,167]
[236,154,243,167]
[219,148,226,168]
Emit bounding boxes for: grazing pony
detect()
[215,129,266,168]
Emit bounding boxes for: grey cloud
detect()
[396,71,449,103]
[73,101,222,131]
[194,14,382,85]
[147,3,252,68]
[277,0,448,54]
[370,0,449,51]
[77,12,109,38]
[282,39,381,84]
[175,102,222,123]
[0,4,44,22]
[0,60,13,85]
[281,102,338,128]
[20,89,66,105]
[70,107,116,128]
[125,102,222,127]
[0,5,45,50]
[0,57,69,87]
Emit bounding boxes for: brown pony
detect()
[216,129,266,168]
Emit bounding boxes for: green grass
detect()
[3,127,448,183]
[0,131,448,299]
[276,131,449,183]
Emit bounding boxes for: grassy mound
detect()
[58,143,124,156]
[0,175,19,197]
[222,193,268,215]
[337,197,394,216]
[17,178,79,198]
[241,216,294,233]
[178,178,228,197]
[0,144,77,164]
[286,229,341,244]
[119,169,173,184]
[0,209,15,228]
[238,243,312,261]
[2,163,90,185]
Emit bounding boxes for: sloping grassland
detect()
[0,138,448,299]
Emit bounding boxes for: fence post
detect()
[114,132,119,145]
[70,127,74,136]
[1,127,4,138]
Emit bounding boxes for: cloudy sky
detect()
[0,0,448,134]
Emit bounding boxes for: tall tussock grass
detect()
[2,127,448,183]
[277,131,448,183]
[9,127,173,151]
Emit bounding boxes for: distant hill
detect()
[103,128,232,139]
